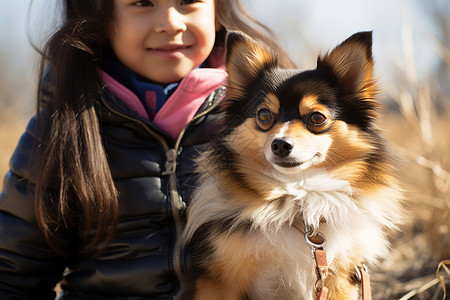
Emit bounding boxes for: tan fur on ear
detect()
[225,31,277,100]
[319,32,375,95]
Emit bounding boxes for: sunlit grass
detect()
[0,110,26,188]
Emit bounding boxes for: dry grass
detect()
[369,6,450,297]
[0,109,27,187]
[371,112,450,300]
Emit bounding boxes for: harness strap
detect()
[299,223,372,300]
[358,266,372,300]
[317,286,329,300]
[314,249,329,300]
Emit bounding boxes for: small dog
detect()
[181,31,403,300]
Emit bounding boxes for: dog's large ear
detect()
[225,31,277,100]
[318,31,375,96]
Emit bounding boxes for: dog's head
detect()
[216,31,392,188]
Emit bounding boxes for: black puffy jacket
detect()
[0,78,225,299]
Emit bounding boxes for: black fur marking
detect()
[186,218,253,279]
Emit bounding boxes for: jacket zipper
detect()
[100,89,223,297]
[169,90,223,296]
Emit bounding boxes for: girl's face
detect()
[110,0,218,84]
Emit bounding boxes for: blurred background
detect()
[0,0,449,299]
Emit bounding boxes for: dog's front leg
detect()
[191,232,263,300]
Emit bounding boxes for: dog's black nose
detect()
[271,138,294,157]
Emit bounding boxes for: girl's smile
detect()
[111,0,218,84]
[149,43,192,59]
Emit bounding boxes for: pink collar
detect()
[100,67,227,139]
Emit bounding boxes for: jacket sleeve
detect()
[0,116,65,299]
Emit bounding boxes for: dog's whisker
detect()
[328,149,349,164]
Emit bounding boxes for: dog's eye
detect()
[258,108,272,122]
[256,108,274,130]
[309,112,326,125]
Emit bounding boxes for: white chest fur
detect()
[183,170,390,299]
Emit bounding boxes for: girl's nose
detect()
[154,7,187,34]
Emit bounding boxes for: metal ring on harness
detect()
[354,264,368,282]
[304,226,327,249]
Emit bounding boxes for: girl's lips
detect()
[149,45,190,58]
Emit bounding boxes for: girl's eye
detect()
[132,0,153,7]
[309,112,326,125]
[180,0,200,4]
[256,108,274,130]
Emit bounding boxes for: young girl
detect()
[0,0,292,298]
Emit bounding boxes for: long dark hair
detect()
[34,0,117,258]
[32,0,293,258]
[215,0,294,68]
